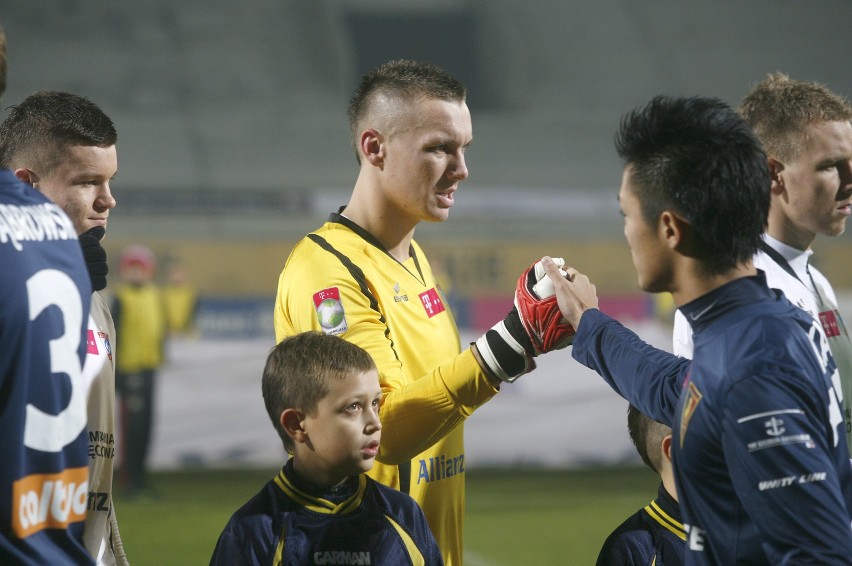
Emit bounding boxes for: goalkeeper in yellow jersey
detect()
[274,59,573,565]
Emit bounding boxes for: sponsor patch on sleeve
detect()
[737,409,815,452]
[313,287,348,335]
[819,310,841,338]
[86,329,99,355]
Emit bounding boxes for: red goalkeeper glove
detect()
[515,258,575,354]
[474,258,574,383]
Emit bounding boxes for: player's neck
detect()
[766,215,815,252]
[670,260,757,307]
[662,471,678,503]
[291,456,350,491]
[342,200,415,262]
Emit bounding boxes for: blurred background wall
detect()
[3,0,851,294]
[2,0,851,468]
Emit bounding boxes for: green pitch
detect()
[114,465,657,565]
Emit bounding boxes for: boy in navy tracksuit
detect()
[597,405,685,565]
[210,332,442,565]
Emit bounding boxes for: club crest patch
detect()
[98,331,113,361]
[680,380,703,448]
[313,287,348,335]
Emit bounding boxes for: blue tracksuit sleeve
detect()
[571,308,690,427]
[722,371,852,563]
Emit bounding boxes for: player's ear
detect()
[767,157,785,195]
[659,209,689,250]
[280,408,308,444]
[661,434,673,463]
[360,129,384,168]
[14,167,38,186]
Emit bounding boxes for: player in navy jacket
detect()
[0,166,98,566]
[0,27,101,565]
[531,96,852,564]
[210,332,442,566]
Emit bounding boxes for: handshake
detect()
[474,258,576,384]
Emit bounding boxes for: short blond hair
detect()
[739,72,852,161]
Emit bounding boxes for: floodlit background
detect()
[3,0,851,471]
[3,3,852,561]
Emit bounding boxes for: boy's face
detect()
[300,369,382,484]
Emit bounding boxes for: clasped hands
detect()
[474,256,598,383]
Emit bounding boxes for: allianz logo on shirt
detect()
[416,452,465,484]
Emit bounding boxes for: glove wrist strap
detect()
[474,320,536,383]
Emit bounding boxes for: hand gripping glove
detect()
[515,257,575,354]
[79,226,108,291]
[474,307,536,383]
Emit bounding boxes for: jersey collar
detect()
[275,458,367,515]
[329,209,426,284]
[678,273,772,330]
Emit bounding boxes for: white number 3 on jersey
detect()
[24,269,102,453]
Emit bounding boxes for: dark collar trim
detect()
[328,210,425,284]
[758,240,799,282]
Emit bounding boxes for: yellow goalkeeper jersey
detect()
[274,214,499,565]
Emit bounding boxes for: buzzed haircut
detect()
[627,405,671,475]
[615,95,770,276]
[347,59,466,163]
[740,73,852,162]
[0,90,117,175]
[262,331,377,452]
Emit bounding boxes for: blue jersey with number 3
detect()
[0,170,95,565]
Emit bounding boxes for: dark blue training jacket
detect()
[573,274,852,565]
